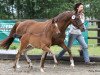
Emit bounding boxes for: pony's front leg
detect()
[61,43,75,67]
[40,51,48,72]
[40,51,48,68]
[43,47,58,67]
[24,49,33,68]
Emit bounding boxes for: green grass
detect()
[88,24,97,45]
[8,43,100,56]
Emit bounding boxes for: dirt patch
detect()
[0,60,100,75]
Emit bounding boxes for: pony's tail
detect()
[0,22,20,49]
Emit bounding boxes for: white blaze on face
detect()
[55,23,58,27]
[54,23,60,34]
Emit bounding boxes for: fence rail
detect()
[0,19,100,45]
[88,20,100,46]
[88,37,100,39]
[87,28,100,31]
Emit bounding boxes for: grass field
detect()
[0,24,100,56]
[9,44,100,56]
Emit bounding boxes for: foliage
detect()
[0,0,13,19]
[81,0,100,19]
[0,0,100,19]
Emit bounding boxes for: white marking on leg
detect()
[70,59,75,67]
[40,68,45,72]
[40,52,46,68]
[55,23,58,27]
[29,62,33,67]
[53,65,56,68]
[52,54,58,68]
[16,60,20,68]
[25,51,33,67]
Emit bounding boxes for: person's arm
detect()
[81,13,86,32]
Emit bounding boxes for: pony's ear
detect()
[52,18,54,24]
[52,18,58,24]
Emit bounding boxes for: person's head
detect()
[74,3,84,13]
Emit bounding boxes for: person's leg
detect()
[57,34,76,59]
[76,34,90,63]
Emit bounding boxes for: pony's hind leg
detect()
[24,45,33,68]
[40,46,58,72]
[13,50,23,70]
[43,47,58,64]
[13,34,29,70]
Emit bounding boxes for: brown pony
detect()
[13,20,60,72]
[0,11,84,69]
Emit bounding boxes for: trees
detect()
[0,0,74,19]
[0,0,13,19]
[82,0,100,19]
[89,0,100,19]
[0,0,100,19]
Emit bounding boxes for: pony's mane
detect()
[44,20,53,33]
[53,11,74,22]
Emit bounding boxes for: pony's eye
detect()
[71,15,76,19]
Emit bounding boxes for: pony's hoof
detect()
[29,65,33,69]
[13,65,16,69]
[53,64,57,68]
[70,64,75,66]
[53,62,58,68]
[53,65,56,68]
[29,63,33,69]
[16,65,20,68]
[40,68,45,72]
[13,65,16,71]
[13,65,20,71]
[70,64,75,69]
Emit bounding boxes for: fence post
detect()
[97,22,100,46]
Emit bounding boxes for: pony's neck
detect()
[54,11,72,34]
[45,27,54,40]
[43,22,54,40]
[58,19,71,34]
[46,31,53,40]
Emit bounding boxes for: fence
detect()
[0,20,89,45]
[0,20,100,61]
[0,20,18,42]
[88,20,100,46]
[0,20,100,45]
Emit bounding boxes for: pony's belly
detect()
[29,36,41,48]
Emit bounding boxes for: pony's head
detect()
[51,19,60,35]
[70,12,85,31]
[53,11,85,31]
[44,19,60,36]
